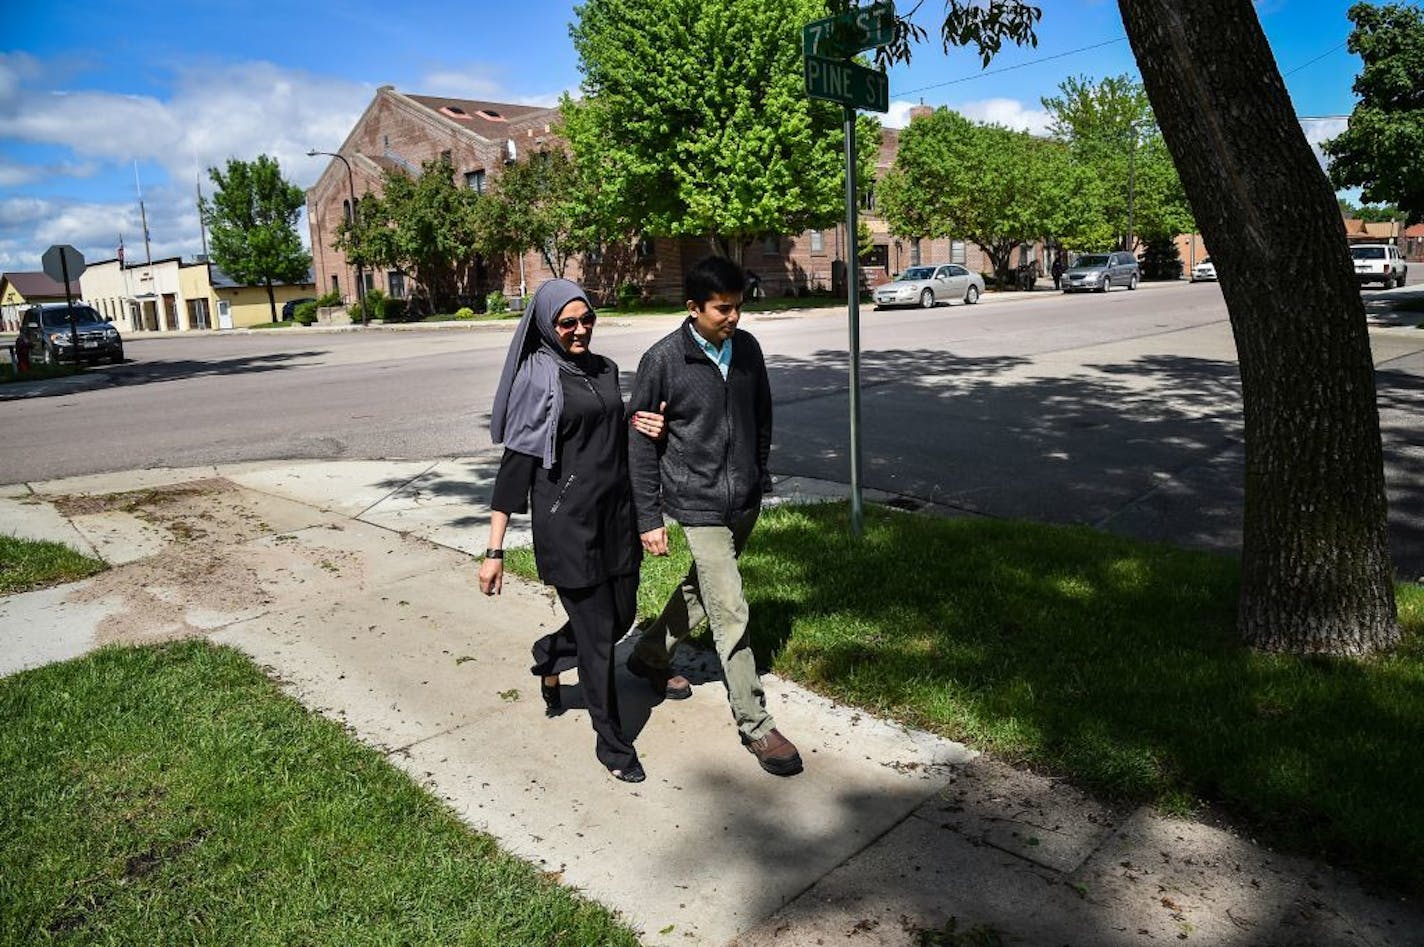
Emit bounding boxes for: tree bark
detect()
[265,280,277,323]
[1119,0,1398,653]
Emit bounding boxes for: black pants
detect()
[531,573,638,771]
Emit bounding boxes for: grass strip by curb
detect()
[0,640,639,946]
[1,364,82,384]
[0,534,106,595]
[515,502,1424,893]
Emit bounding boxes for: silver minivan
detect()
[1061,251,1141,293]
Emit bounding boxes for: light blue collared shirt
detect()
[688,322,732,380]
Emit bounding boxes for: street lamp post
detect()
[307,149,367,325]
[1124,120,1150,255]
[1127,127,1137,254]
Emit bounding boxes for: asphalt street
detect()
[3,278,1422,577]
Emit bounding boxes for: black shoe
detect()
[609,761,646,783]
[626,653,693,700]
[540,677,563,717]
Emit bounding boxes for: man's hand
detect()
[478,558,504,595]
[641,527,669,556]
[631,401,668,441]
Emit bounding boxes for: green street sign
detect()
[804,55,889,113]
[802,1,895,58]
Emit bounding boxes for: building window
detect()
[331,274,340,294]
[440,149,452,164]
[388,271,406,299]
[859,187,876,212]
[636,233,656,260]
[363,271,375,293]
[343,199,352,222]
[810,230,824,253]
[761,236,779,257]
[951,240,966,265]
[465,170,486,193]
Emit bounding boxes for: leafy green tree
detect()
[1339,197,1404,223]
[564,0,876,261]
[477,149,595,280]
[1324,2,1424,224]
[877,109,1081,287]
[853,0,1399,655]
[1041,74,1193,249]
[202,155,311,323]
[337,155,483,312]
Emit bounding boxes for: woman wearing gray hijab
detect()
[479,278,662,783]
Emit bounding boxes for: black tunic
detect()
[491,355,642,589]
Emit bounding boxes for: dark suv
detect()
[18,304,124,365]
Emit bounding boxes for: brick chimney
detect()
[908,101,934,122]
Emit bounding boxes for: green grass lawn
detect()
[0,641,639,946]
[0,363,81,384]
[0,534,106,595]
[518,503,1424,893]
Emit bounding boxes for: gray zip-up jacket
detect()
[627,321,773,533]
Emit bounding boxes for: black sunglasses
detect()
[556,312,597,330]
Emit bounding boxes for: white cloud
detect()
[1300,116,1348,170]
[2,61,373,193]
[881,97,1052,135]
[953,97,1052,134]
[419,69,508,100]
[884,100,917,129]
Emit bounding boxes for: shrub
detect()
[351,288,386,323]
[453,307,477,321]
[1140,236,1184,280]
[293,301,318,325]
[384,298,408,321]
[616,282,641,309]
[486,291,508,315]
[314,289,343,308]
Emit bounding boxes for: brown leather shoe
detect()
[742,728,803,776]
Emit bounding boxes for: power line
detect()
[1282,40,1348,77]
[898,36,1128,98]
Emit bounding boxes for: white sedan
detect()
[1190,258,1217,282]
[873,264,983,308]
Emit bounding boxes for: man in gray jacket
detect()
[625,255,802,776]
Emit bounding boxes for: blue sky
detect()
[0,0,1369,271]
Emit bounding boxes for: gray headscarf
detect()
[489,278,596,468]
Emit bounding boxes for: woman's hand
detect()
[632,401,668,440]
[478,557,504,596]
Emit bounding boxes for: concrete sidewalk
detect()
[2,459,1420,946]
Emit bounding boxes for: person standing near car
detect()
[1051,255,1065,291]
[624,255,803,778]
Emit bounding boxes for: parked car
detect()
[1190,258,1217,282]
[1350,244,1408,289]
[281,296,318,320]
[872,264,983,309]
[1061,251,1140,293]
[17,303,123,365]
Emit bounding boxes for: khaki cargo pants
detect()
[630,509,774,741]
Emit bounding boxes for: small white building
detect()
[81,257,210,332]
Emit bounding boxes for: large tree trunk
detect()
[1119,0,1397,654]
[265,280,277,322]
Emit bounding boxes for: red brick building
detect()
[307,89,1048,309]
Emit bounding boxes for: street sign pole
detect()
[802,2,892,539]
[42,244,87,369]
[844,104,864,538]
[59,254,79,368]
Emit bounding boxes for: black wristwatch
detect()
[484,548,504,559]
